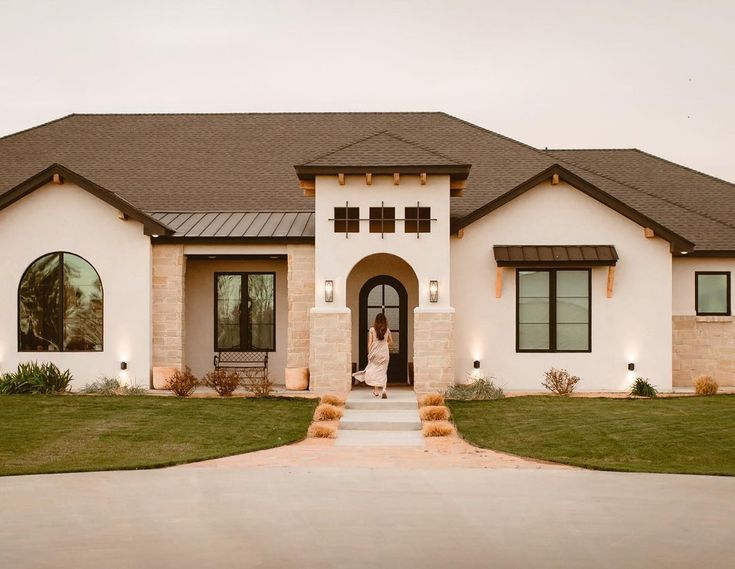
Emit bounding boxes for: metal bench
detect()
[213,351,269,382]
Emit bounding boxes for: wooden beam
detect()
[118,211,129,221]
[450,179,465,191]
[496,267,504,298]
[419,172,427,185]
[365,173,372,186]
[606,266,616,298]
[299,179,315,197]
[338,173,345,186]
[644,227,655,238]
[52,173,63,185]
[551,173,560,185]
[393,172,400,185]
[456,228,464,239]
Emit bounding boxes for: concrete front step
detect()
[346,399,417,410]
[335,430,425,447]
[339,409,422,431]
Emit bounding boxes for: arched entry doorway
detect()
[359,275,409,383]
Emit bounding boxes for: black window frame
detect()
[333,207,360,234]
[17,251,104,353]
[214,271,276,352]
[369,205,396,235]
[515,268,592,353]
[404,206,431,234]
[695,271,731,316]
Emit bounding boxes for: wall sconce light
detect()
[120,361,128,371]
[324,280,334,303]
[474,360,481,369]
[429,280,439,303]
[627,362,635,372]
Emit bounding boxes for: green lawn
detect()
[0,395,317,476]
[448,395,735,476]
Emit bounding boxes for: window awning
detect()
[493,245,618,267]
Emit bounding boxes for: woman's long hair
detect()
[373,312,387,341]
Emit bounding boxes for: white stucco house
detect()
[1,112,733,393]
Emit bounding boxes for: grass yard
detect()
[448,395,735,476]
[0,395,317,476]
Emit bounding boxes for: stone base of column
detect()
[308,308,352,394]
[413,308,455,394]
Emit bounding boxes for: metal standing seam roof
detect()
[494,245,619,266]
[150,212,315,238]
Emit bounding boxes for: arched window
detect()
[18,252,103,352]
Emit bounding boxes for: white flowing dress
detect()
[352,327,391,388]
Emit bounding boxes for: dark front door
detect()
[359,275,408,384]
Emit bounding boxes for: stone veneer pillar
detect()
[308,308,352,393]
[151,244,186,387]
[413,308,455,394]
[286,244,315,369]
[673,316,735,387]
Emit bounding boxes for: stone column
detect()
[308,308,352,394]
[151,244,186,388]
[413,308,455,394]
[286,245,315,369]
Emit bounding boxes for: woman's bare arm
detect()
[387,330,394,347]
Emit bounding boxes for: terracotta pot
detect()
[285,367,309,391]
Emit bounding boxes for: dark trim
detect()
[153,236,314,244]
[695,271,731,316]
[295,163,471,181]
[213,271,276,353]
[498,260,615,268]
[451,164,695,252]
[678,250,735,258]
[0,164,171,237]
[187,254,287,261]
[17,251,104,353]
[515,268,592,353]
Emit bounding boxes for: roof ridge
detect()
[438,112,551,155]
[301,130,388,164]
[548,152,735,232]
[70,111,445,117]
[545,148,637,152]
[0,114,76,142]
[632,148,735,189]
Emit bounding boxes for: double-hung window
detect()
[215,272,275,351]
[517,269,591,352]
[695,272,731,316]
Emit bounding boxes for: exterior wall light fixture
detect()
[429,280,439,303]
[324,280,334,303]
[474,360,481,369]
[120,361,128,371]
[627,362,635,372]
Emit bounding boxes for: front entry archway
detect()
[359,275,409,384]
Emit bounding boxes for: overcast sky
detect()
[1,0,733,182]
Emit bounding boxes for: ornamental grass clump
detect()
[308,422,337,438]
[445,377,504,400]
[313,403,344,421]
[320,394,345,406]
[202,369,241,396]
[694,375,719,396]
[542,368,581,395]
[241,372,274,397]
[82,377,147,396]
[419,405,450,421]
[0,361,73,394]
[164,368,199,397]
[422,421,455,437]
[419,393,445,407]
[629,377,657,398]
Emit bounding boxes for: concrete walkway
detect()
[1,467,733,568]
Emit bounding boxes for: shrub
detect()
[82,377,147,396]
[694,375,719,396]
[308,423,337,438]
[241,372,274,397]
[0,361,73,394]
[313,403,344,421]
[630,377,657,398]
[419,393,445,407]
[542,368,581,395]
[164,368,199,397]
[202,369,241,396]
[419,405,450,421]
[422,421,455,437]
[320,394,345,407]
[445,377,505,400]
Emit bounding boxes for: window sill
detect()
[695,315,733,323]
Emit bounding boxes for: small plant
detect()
[629,377,657,398]
[82,377,147,396]
[419,405,450,421]
[202,368,241,396]
[164,368,199,397]
[422,421,455,437]
[542,368,581,395]
[320,394,345,407]
[694,375,719,396]
[241,372,274,397]
[0,361,73,394]
[445,376,505,400]
[308,423,337,438]
[419,393,445,407]
[313,403,344,421]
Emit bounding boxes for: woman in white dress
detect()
[352,312,393,399]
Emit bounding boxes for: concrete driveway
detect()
[1,466,733,569]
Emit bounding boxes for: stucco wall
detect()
[0,182,152,388]
[451,180,673,391]
[183,257,288,383]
